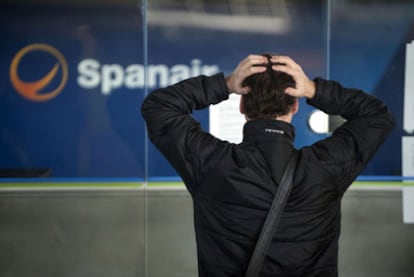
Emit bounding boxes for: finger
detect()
[284,87,297,96]
[240,56,268,70]
[246,54,268,64]
[271,56,300,69]
[236,56,263,75]
[270,55,294,64]
[238,64,266,81]
[239,87,251,95]
[272,64,296,77]
[248,65,267,74]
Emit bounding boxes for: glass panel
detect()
[0,1,145,276]
[0,0,146,179]
[330,0,414,177]
[146,0,328,182]
[0,190,146,277]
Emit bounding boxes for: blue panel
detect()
[0,2,145,178]
[330,0,414,176]
[0,0,410,180]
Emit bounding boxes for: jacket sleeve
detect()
[141,73,230,194]
[307,78,395,191]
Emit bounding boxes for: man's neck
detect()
[275,114,293,123]
[245,114,293,124]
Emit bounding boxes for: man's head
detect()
[240,54,297,121]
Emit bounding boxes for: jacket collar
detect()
[242,119,295,144]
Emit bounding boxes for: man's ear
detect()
[239,95,245,115]
[292,98,299,115]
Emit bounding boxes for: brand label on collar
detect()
[265,128,284,135]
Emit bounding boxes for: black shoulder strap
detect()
[245,150,299,277]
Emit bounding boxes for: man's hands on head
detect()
[226,55,267,95]
[226,54,316,99]
[271,56,315,99]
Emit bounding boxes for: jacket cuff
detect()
[207,73,230,105]
[306,77,328,109]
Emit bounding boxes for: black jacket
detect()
[141,73,395,276]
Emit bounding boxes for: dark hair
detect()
[241,54,296,120]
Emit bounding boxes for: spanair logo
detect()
[10,43,68,101]
[9,43,219,99]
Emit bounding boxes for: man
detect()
[141,55,395,276]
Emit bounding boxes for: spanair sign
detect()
[77,58,220,95]
[9,43,220,101]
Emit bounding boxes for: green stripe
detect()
[0,182,142,188]
[352,181,403,186]
[402,182,414,187]
[0,181,410,189]
[148,182,183,187]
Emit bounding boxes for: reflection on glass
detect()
[148,0,290,34]
[308,110,329,134]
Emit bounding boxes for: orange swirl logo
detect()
[10,44,68,101]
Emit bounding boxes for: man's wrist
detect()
[305,80,316,99]
[225,76,234,94]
